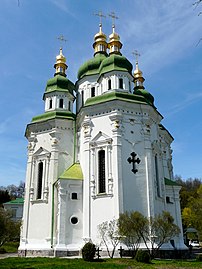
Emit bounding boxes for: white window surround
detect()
[89,132,113,199]
[30,147,51,203]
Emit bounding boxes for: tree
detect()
[98,219,121,258]
[0,190,11,206]
[118,211,180,259]
[175,176,201,210]
[0,208,21,247]
[118,211,147,258]
[147,211,180,259]
[182,184,202,241]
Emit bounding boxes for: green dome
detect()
[45,74,75,95]
[134,88,154,105]
[77,53,107,79]
[99,54,133,76]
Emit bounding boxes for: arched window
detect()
[98,150,106,193]
[68,101,71,111]
[155,155,160,197]
[59,98,63,108]
[49,99,52,109]
[108,79,111,90]
[119,78,123,89]
[37,161,43,199]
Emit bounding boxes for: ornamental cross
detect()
[57,35,67,48]
[94,11,106,24]
[132,50,141,63]
[127,152,141,174]
[108,11,119,26]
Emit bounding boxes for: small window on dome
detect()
[108,79,111,90]
[81,91,84,106]
[119,78,123,89]
[91,87,95,97]
[49,99,52,109]
[68,101,71,111]
[59,98,63,108]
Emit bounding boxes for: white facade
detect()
[19,25,187,257]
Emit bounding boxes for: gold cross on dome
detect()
[109,11,119,26]
[94,11,106,24]
[132,50,141,63]
[57,35,67,49]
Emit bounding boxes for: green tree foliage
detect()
[182,184,202,240]
[175,176,201,210]
[118,211,147,258]
[0,190,11,206]
[148,211,180,258]
[98,219,121,258]
[118,211,180,259]
[0,208,21,247]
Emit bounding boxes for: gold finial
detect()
[132,50,145,88]
[108,12,122,54]
[54,45,68,77]
[93,11,107,55]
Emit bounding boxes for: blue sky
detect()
[0,0,202,186]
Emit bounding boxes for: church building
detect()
[19,20,187,256]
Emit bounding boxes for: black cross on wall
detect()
[127,152,141,174]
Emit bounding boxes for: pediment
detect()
[90,131,112,146]
[33,147,50,157]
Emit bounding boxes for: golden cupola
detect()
[93,23,108,55]
[108,24,122,55]
[134,60,145,89]
[54,48,68,77]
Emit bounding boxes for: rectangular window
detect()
[108,79,111,90]
[91,87,95,97]
[49,99,52,109]
[155,155,161,197]
[81,91,84,106]
[119,78,123,89]
[98,150,106,193]
[59,98,64,108]
[37,161,43,199]
[71,193,78,200]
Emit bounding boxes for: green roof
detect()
[60,163,83,180]
[77,53,107,79]
[4,198,24,205]
[99,54,133,76]
[164,178,181,186]
[31,110,76,123]
[45,74,75,95]
[134,88,154,106]
[84,90,156,108]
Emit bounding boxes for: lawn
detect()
[0,258,201,269]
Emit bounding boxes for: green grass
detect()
[0,258,201,269]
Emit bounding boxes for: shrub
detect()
[82,242,96,261]
[196,254,202,262]
[135,249,151,263]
